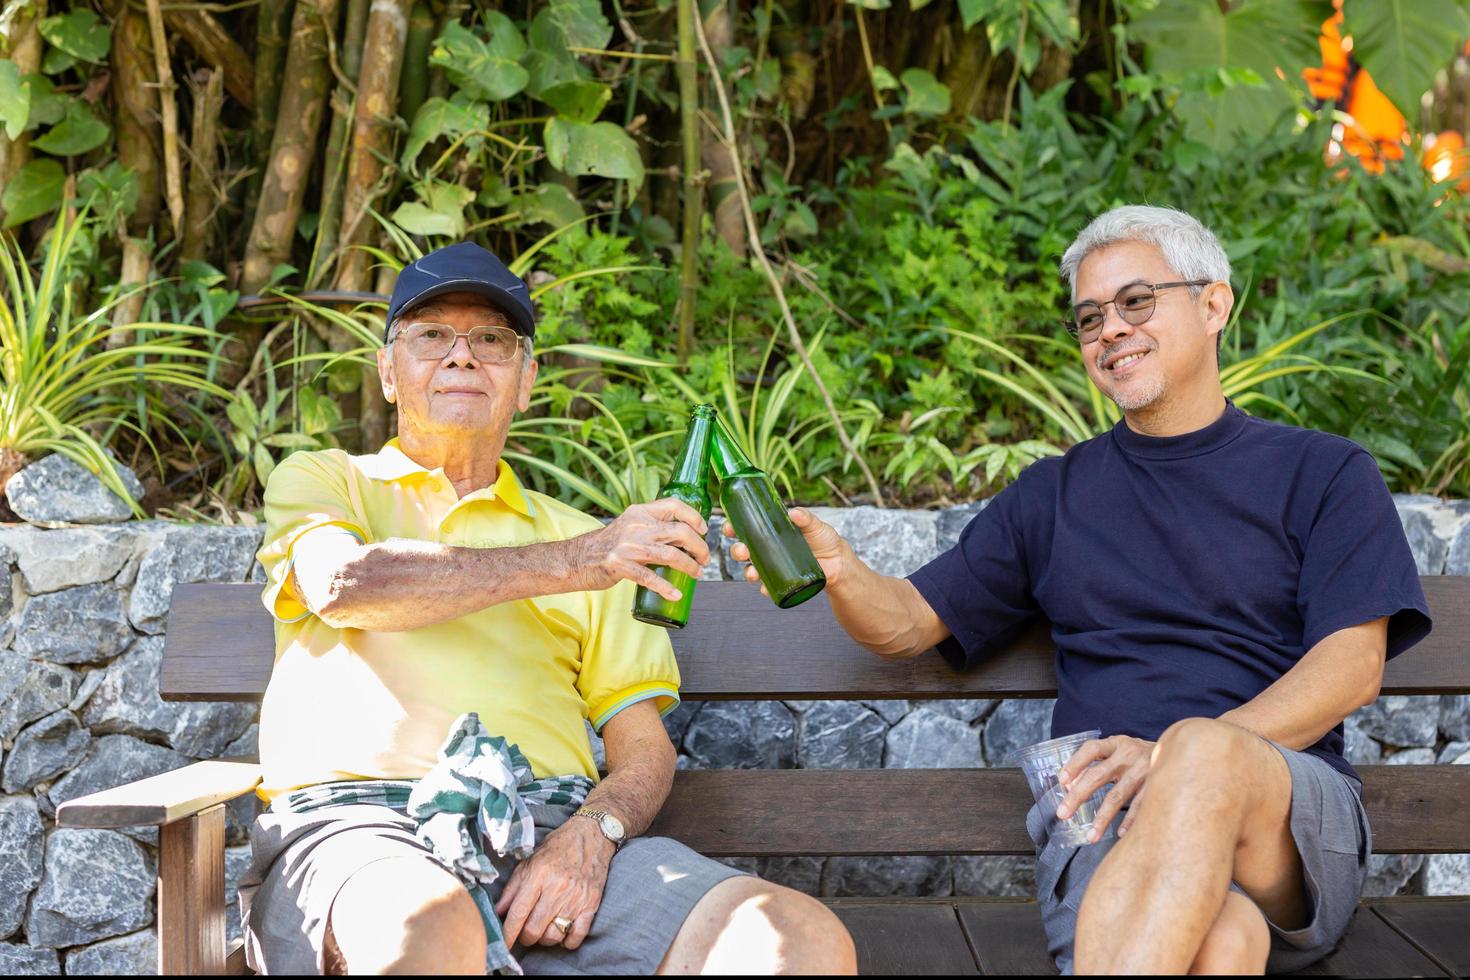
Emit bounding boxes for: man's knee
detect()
[664,877,856,975]
[1152,718,1258,796]
[750,886,856,973]
[328,857,485,974]
[1190,892,1270,975]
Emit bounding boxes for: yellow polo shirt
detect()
[253,441,680,804]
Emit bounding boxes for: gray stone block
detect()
[927,699,996,724]
[683,701,795,770]
[0,526,136,595]
[821,855,952,897]
[982,699,1057,767]
[27,828,155,948]
[0,652,78,740]
[1425,853,1470,896]
[1351,697,1440,748]
[225,845,253,943]
[936,499,990,553]
[3,710,89,793]
[884,709,982,769]
[1342,715,1382,766]
[221,724,259,758]
[1438,741,1470,765]
[1441,695,1470,741]
[48,735,192,815]
[0,796,44,940]
[1364,854,1424,897]
[13,583,134,665]
[81,637,256,759]
[65,927,156,975]
[1400,510,1448,575]
[1448,520,1470,575]
[661,701,700,750]
[1385,748,1436,765]
[0,943,60,974]
[862,699,911,725]
[5,453,143,527]
[798,701,886,769]
[749,856,825,896]
[954,855,1036,898]
[128,525,262,633]
[700,517,727,581]
[806,506,939,576]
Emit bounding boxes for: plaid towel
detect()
[274,712,595,975]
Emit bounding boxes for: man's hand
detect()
[495,816,616,950]
[1056,735,1156,842]
[574,498,710,602]
[723,507,850,594]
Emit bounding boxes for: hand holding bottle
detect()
[723,507,849,598]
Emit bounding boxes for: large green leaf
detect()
[1131,0,1333,151]
[401,96,489,172]
[31,100,109,155]
[37,9,110,63]
[543,117,645,184]
[392,181,475,237]
[1,158,65,228]
[512,182,586,227]
[540,80,611,123]
[899,68,951,117]
[22,74,67,128]
[1344,0,1470,120]
[430,16,528,102]
[0,62,28,140]
[534,0,613,51]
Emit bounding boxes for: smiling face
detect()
[1073,241,1231,415]
[376,291,537,448]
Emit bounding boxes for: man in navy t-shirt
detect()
[725,205,1431,974]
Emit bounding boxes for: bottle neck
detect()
[709,416,760,480]
[669,411,715,488]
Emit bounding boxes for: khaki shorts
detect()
[238,799,747,975]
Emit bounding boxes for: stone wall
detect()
[0,480,1467,973]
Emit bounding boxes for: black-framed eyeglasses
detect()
[1065,280,1212,343]
[388,322,524,362]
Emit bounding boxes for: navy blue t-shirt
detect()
[908,402,1432,782]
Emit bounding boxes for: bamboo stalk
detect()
[242,0,341,292]
[0,0,44,194]
[111,6,162,233]
[426,0,468,100]
[675,0,700,362]
[699,3,743,257]
[109,238,152,348]
[335,0,413,293]
[246,0,294,220]
[1001,0,1028,131]
[182,68,224,262]
[694,12,886,507]
[308,0,370,289]
[162,7,255,109]
[399,1,433,128]
[144,0,186,239]
[360,257,395,449]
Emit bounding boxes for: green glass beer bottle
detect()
[631,405,716,629]
[709,416,826,609]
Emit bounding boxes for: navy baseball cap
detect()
[384,242,536,342]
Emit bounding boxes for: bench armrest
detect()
[55,759,263,829]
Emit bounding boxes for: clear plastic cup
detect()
[1011,729,1116,848]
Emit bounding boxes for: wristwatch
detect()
[574,807,627,851]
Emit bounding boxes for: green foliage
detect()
[1339,1,1470,119]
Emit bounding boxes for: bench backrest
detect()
[161,577,1470,855]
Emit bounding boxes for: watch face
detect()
[600,813,626,841]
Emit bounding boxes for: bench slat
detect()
[1368,897,1470,978]
[159,577,1470,700]
[1294,905,1452,977]
[824,900,980,975]
[955,900,1057,976]
[650,766,1470,856]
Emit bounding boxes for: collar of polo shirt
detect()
[353,439,536,519]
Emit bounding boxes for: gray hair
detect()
[1059,205,1231,299]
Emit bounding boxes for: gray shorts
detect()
[237,799,747,975]
[1031,740,1370,975]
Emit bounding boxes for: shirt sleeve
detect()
[256,451,370,624]
[577,578,682,733]
[1297,449,1432,659]
[906,473,1042,671]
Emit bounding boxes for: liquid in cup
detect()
[1012,730,1117,848]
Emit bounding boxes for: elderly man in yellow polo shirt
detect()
[237,242,857,976]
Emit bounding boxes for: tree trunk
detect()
[308,0,370,288]
[675,0,700,361]
[943,22,997,121]
[182,68,224,263]
[144,0,185,240]
[241,0,341,293]
[699,2,744,257]
[245,0,295,226]
[360,258,395,450]
[399,2,434,128]
[335,0,413,293]
[162,8,255,110]
[0,0,44,194]
[111,8,162,235]
[109,239,152,347]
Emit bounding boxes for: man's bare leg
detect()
[656,876,858,975]
[326,857,487,974]
[1075,718,1303,974]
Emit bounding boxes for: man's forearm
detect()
[820,540,945,659]
[311,537,584,631]
[1219,618,1387,751]
[583,727,676,839]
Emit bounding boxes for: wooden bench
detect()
[58,577,1470,975]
